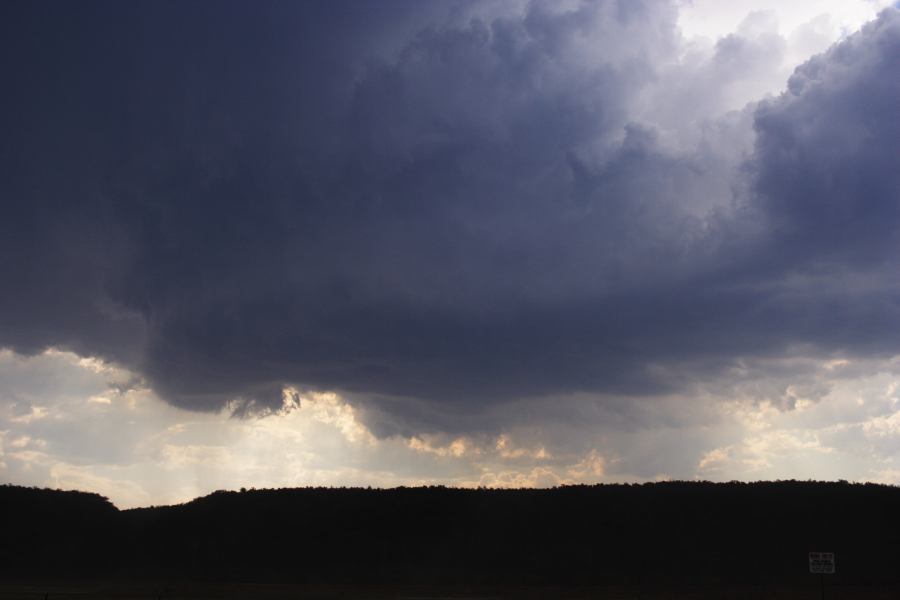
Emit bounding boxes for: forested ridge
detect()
[2,481,898,585]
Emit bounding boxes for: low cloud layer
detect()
[3,349,900,508]
[2,2,899,441]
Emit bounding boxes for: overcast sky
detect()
[2,0,899,508]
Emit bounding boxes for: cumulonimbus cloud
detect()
[1,1,898,432]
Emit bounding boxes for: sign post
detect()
[809,552,835,600]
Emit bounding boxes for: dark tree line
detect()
[2,481,899,586]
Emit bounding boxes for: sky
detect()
[1,0,899,508]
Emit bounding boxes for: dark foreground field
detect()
[3,582,900,600]
[3,481,900,594]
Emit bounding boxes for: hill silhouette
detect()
[2,481,899,586]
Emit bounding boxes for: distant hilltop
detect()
[2,481,899,586]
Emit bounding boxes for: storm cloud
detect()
[2,1,899,433]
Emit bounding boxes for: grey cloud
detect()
[751,10,900,266]
[1,1,899,435]
[645,10,787,132]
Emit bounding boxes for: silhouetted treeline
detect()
[2,481,899,585]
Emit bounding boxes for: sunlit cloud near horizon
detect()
[2,0,900,507]
[3,348,900,508]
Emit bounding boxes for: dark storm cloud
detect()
[2,1,899,429]
[738,8,900,355]
[752,11,900,267]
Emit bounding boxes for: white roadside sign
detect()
[809,551,835,574]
